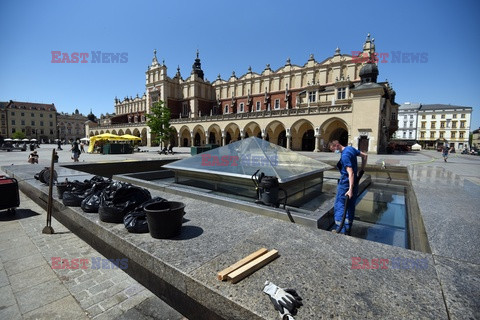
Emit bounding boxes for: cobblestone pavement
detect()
[0,179,187,319]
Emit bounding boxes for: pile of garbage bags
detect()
[57,175,167,233]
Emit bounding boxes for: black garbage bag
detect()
[80,180,111,213]
[123,197,167,233]
[62,179,95,206]
[99,182,151,223]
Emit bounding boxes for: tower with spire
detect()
[191,50,204,80]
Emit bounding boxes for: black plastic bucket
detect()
[144,201,185,239]
[56,183,69,199]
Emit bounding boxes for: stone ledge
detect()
[4,164,450,319]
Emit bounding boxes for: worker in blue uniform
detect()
[329,140,368,235]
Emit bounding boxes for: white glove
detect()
[263,281,303,316]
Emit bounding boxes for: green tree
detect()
[12,131,26,140]
[146,100,172,148]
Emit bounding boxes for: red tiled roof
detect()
[6,100,57,112]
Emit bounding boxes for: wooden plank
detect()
[217,248,269,281]
[227,250,279,284]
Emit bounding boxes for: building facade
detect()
[472,128,480,149]
[1,100,57,141]
[87,34,399,153]
[0,101,88,143]
[57,110,88,142]
[395,102,421,141]
[417,104,472,150]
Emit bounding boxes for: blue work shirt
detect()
[337,146,360,184]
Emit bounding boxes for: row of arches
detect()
[175,118,349,151]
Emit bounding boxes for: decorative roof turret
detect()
[191,49,204,80]
[151,49,159,67]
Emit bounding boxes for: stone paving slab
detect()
[433,255,480,320]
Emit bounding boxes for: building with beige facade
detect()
[57,110,88,142]
[0,100,57,141]
[87,34,399,153]
[417,104,472,151]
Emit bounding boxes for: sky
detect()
[1,0,479,129]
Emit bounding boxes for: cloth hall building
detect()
[86,35,399,153]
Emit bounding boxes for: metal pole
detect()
[42,148,55,234]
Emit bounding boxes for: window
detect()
[441,114,445,119]
[182,103,189,116]
[391,112,396,120]
[422,115,426,119]
[451,132,456,138]
[31,113,34,117]
[256,101,261,111]
[421,122,426,128]
[50,122,53,126]
[431,122,436,129]
[40,129,44,134]
[11,120,15,125]
[49,114,53,118]
[453,114,457,118]
[460,132,464,138]
[309,91,316,102]
[40,121,44,126]
[11,111,15,116]
[430,132,435,138]
[440,122,445,128]
[461,114,465,118]
[21,112,25,116]
[403,132,406,138]
[460,121,466,128]
[224,105,229,114]
[239,103,244,113]
[420,132,425,138]
[21,120,25,125]
[440,132,444,138]
[452,121,457,128]
[432,115,436,119]
[403,115,407,119]
[409,131,412,138]
[403,121,407,128]
[410,115,414,119]
[40,114,44,118]
[337,87,346,100]
[274,99,280,110]
[11,128,15,133]
[409,121,413,127]
[31,121,35,126]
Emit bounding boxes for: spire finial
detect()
[248,66,252,72]
[154,49,157,56]
[196,49,199,59]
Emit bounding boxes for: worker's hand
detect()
[263,281,303,315]
[345,188,353,199]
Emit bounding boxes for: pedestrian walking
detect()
[442,145,450,162]
[71,140,81,162]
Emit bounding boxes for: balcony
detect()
[170,104,353,124]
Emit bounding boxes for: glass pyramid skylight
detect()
[163,137,331,183]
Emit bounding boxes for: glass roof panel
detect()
[163,137,332,183]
